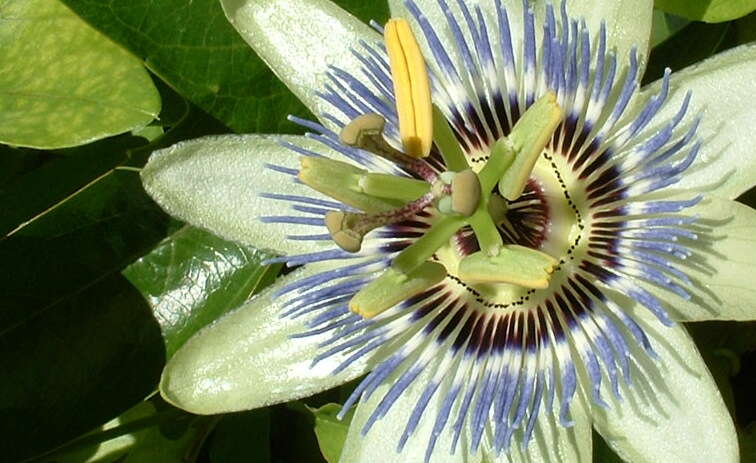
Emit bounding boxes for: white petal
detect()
[220,0,380,126]
[388,0,653,73]
[638,197,756,322]
[563,0,653,71]
[592,321,738,463]
[638,43,756,199]
[142,134,331,256]
[339,365,592,463]
[160,263,373,414]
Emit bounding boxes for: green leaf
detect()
[117,410,211,463]
[0,273,166,463]
[0,134,144,237]
[736,10,756,43]
[58,0,389,135]
[53,402,158,463]
[270,405,327,463]
[643,20,738,84]
[592,430,624,463]
[0,84,229,242]
[650,10,689,47]
[336,0,390,24]
[39,400,212,463]
[308,404,353,463]
[0,0,160,149]
[0,144,51,185]
[124,226,281,358]
[209,410,271,463]
[740,423,756,463]
[655,0,756,23]
[0,171,171,462]
[0,108,242,459]
[58,0,311,135]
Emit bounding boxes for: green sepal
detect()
[498,92,563,200]
[349,262,446,318]
[458,245,558,289]
[298,157,400,212]
[432,105,468,172]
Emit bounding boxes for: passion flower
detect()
[142,0,756,461]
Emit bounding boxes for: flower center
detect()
[437,151,583,308]
[296,18,579,320]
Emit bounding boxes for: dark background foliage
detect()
[2,0,756,462]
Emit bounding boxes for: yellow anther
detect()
[384,18,432,159]
[325,211,365,253]
[349,262,447,319]
[458,246,558,289]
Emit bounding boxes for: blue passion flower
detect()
[142,0,756,461]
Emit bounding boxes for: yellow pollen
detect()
[384,18,432,159]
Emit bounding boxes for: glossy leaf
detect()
[0,85,229,242]
[0,171,170,462]
[0,134,144,237]
[0,0,160,149]
[59,0,390,135]
[0,96,224,461]
[124,226,281,358]
[119,411,211,462]
[0,272,165,463]
[655,0,756,23]
[643,20,738,84]
[0,144,51,185]
[43,400,211,463]
[52,401,158,463]
[649,10,689,47]
[59,0,310,134]
[309,404,353,463]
